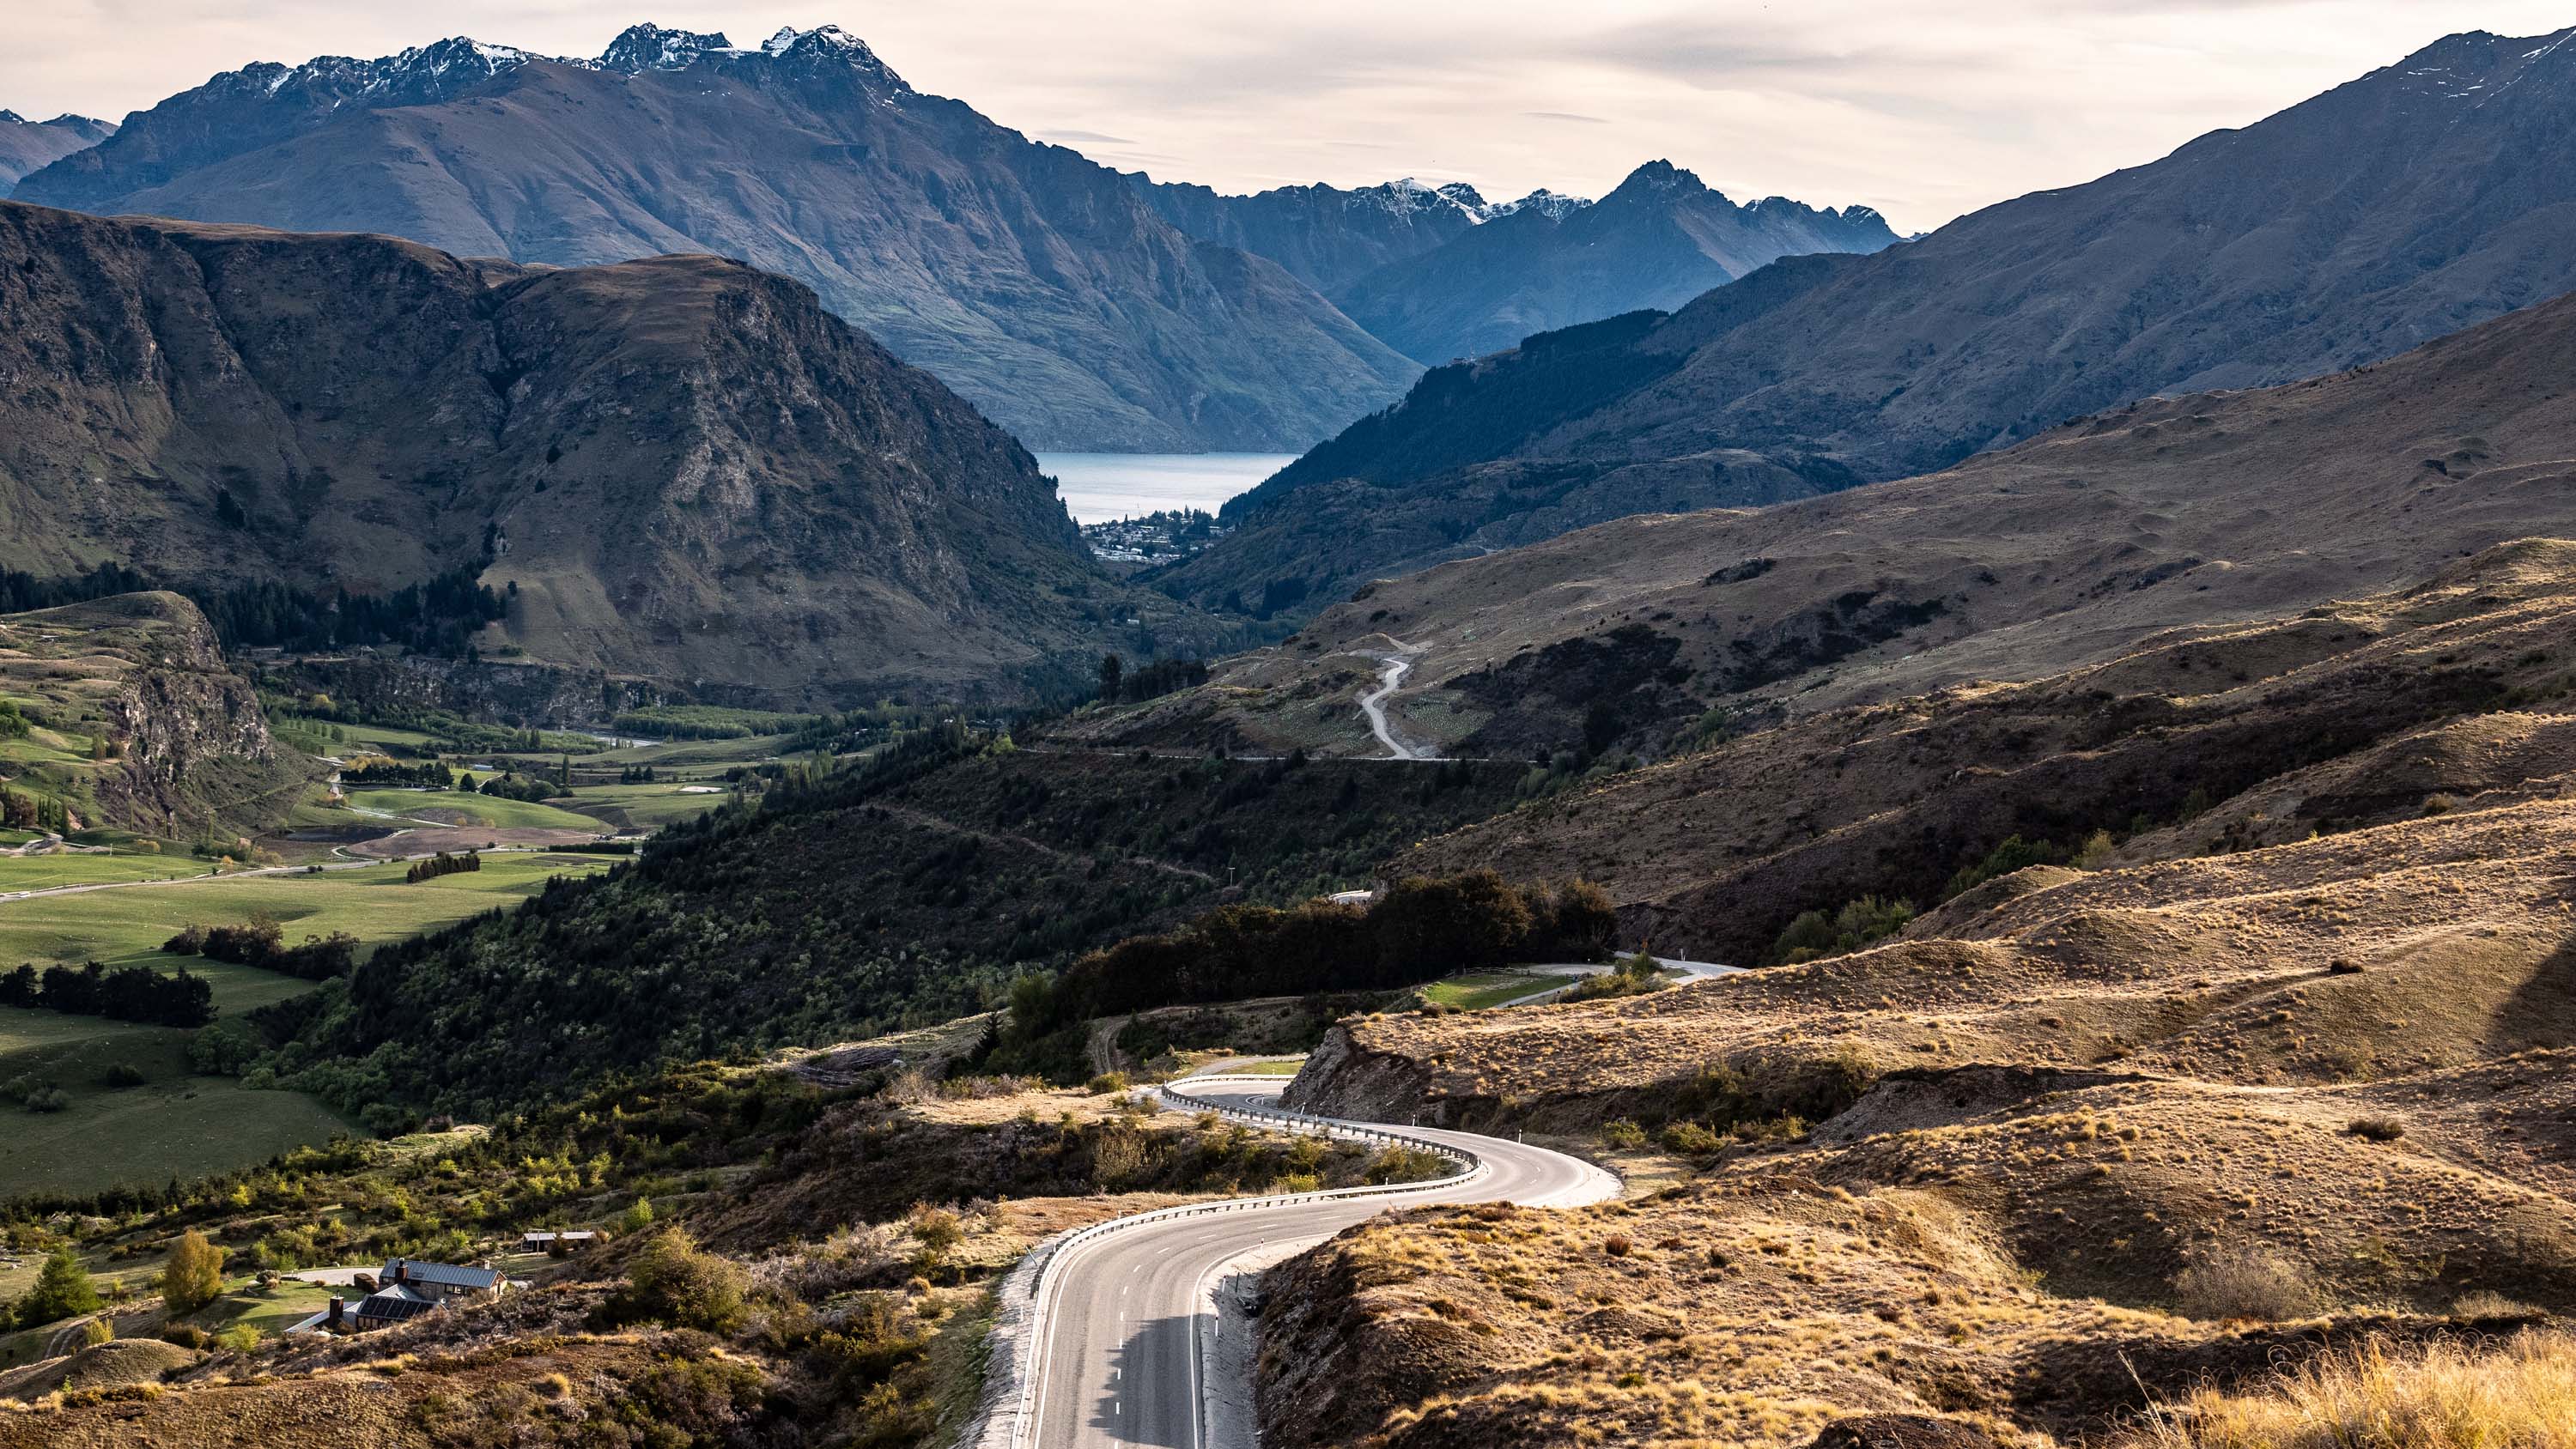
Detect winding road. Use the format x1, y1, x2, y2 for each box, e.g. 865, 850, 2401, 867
1024, 1079, 1619, 1449
1357, 649, 1429, 761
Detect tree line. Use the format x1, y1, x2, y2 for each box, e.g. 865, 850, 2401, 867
0, 961, 215, 1027
406, 851, 483, 883
1096, 654, 1210, 705
163, 920, 359, 980
0, 561, 504, 656
1003, 870, 1618, 1046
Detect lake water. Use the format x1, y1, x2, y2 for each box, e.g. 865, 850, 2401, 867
1036, 452, 1296, 524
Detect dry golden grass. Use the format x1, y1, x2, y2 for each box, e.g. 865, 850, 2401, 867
1256, 555, 2576, 1449
2124, 1330, 2576, 1449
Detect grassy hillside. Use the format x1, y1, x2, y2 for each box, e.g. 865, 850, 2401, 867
0, 593, 315, 843
1129, 284, 2576, 764
0, 854, 615, 1199
1249, 543, 2576, 1447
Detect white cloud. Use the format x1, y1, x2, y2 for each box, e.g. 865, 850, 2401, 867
5, 1, 2570, 228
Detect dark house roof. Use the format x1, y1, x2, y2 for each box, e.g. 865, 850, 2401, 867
352, 1285, 437, 1323
380, 1257, 504, 1290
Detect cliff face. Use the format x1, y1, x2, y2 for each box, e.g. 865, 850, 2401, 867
0, 591, 311, 836
0, 202, 1217, 703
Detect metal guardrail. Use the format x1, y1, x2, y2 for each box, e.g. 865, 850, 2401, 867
980, 1076, 1487, 1449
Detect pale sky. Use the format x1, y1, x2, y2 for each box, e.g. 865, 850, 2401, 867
7, 2, 2571, 231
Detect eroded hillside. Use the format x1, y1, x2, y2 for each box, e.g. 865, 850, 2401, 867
1254, 544, 2576, 1447
1120, 282, 2576, 761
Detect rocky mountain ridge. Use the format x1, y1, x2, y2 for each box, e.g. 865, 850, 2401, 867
0, 109, 112, 189
15, 23, 1419, 452
1335, 160, 1897, 365
1159, 25, 2576, 620
0, 201, 1212, 703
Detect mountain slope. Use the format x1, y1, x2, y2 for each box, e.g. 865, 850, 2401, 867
0, 591, 313, 837
1125, 173, 1488, 295
1169, 26, 2576, 615
0, 111, 111, 190
1110, 280, 2576, 759
0, 201, 1206, 702
1334, 161, 1896, 365
15, 26, 1419, 452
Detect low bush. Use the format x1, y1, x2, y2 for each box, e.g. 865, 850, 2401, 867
1768, 896, 1915, 965
1565, 950, 1666, 1003
1941, 834, 2066, 899
2172, 1246, 2320, 1322
604, 1229, 750, 1334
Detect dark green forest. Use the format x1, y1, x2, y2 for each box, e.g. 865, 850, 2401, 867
247, 730, 1528, 1125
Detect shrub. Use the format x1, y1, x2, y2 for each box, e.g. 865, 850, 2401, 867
606, 1229, 748, 1334
1087, 1071, 1130, 1095
2346, 1117, 2406, 1143
906, 1205, 965, 1273
161, 925, 206, 955
1941, 834, 2067, 899
81, 1316, 112, 1347
1566, 950, 1667, 1003
2172, 1246, 2320, 1321
1601, 1119, 1648, 1150
1768, 896, 1915, 965
214, 1324, 263, 1353
25, 1086, 69, 1113
1658, 1121, 1722, 1155
1602, 1234, 1632, 1258
161, 1229, 226, 1316
2072, 828, 2118, 869
161, 1324, 212, 1349
98, 1062, 148, 1089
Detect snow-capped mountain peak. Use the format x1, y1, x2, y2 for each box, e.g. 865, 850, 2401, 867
597, 24, 732, 74
1483, 187, 1589, 221
189, 21, 912, 110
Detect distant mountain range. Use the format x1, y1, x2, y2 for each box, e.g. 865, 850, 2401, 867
0, 110, 111, 189
10, 23, 1897, 452
1131, 161, 1896, 366
1155, 25, 2576, 619
0, 200, 1213, 703
1115, 272, 2576, 762
9, 26, 1419, 453
1334, 161, 1895, 366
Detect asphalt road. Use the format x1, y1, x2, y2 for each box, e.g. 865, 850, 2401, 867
1029, 1082, 1617, 1449
1357, 648, 1428, 761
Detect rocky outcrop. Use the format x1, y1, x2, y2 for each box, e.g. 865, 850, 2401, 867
1277, 1025, 1446, 1125
0, 202, 1220, 703
279, 656, 680, 729
20, 592, 316, 835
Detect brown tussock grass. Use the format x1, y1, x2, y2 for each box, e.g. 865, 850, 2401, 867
2124, 1329, 2576, 1449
